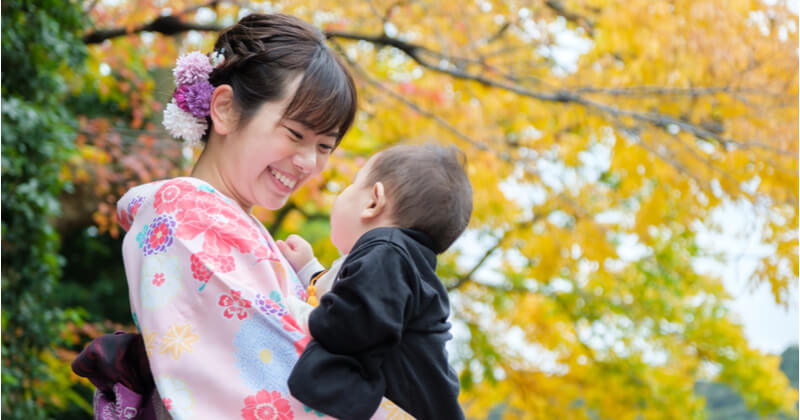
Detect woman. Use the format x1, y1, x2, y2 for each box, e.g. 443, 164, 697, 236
76, 13, 411, 420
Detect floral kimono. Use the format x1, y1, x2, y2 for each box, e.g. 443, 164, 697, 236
117, 177, 411, 420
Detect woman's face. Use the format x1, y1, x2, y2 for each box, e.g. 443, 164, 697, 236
219, 79, 338, 211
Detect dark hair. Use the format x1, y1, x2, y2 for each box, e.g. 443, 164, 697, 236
366, 144, 473, 254
204, 13, 357, 143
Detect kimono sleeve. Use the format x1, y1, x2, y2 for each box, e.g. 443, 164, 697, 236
121, 180, 312, 420
287, 243, 414, 419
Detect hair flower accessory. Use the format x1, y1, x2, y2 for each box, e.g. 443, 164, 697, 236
163, 102, 208, 144
173, 51, 214, 85
163, 50, 225, 146
174, 82, 215, 118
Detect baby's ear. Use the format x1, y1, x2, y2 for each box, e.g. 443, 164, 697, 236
361, 182, 388, 220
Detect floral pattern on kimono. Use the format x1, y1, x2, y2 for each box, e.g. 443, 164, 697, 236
119, 177, 413, 420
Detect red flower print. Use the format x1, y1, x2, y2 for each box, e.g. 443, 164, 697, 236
175, 192, 262, 256
190, 252, 236, 286
142, 215, 176, 256
152, 273, 165, 287
241, 390, 293, 420
281, 314, 302, 333
118, 209, 131, 231
118, 196, 144, 232
129, 199, 142, 218
218, 290, 252, 320
148, 222, 171, 250
162, 398, 172, 411
253, 244, 277, 262
280, 314, 311, 355
293, 334, 311, 356
153, 179, 197, 214
190, 254, 213, 283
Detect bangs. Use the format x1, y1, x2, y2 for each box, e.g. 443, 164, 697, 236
283, 49, 357, 143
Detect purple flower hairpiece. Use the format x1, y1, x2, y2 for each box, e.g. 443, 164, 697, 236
174, 82, 214, 118
162, 50, 225, 146
173, 51, 213, 85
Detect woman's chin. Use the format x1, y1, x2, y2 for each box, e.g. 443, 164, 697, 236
258, 196, 289, 211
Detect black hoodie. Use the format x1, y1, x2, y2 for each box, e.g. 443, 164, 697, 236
288, 227, 465, 420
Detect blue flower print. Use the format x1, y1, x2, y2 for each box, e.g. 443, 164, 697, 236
136, 225, 150, 249
233, 313, 303, 394
197, 184, 215, 194
303, 405, 326, 417
269, 290, 283, 304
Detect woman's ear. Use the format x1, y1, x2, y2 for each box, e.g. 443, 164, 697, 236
209, 84, 236, 136
361, 182, 388, 220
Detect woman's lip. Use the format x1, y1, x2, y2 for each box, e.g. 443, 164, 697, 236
268, 166, 299, 192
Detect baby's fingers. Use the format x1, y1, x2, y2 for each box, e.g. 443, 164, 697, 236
285, 234, 308, 247
276, 239, 293, 253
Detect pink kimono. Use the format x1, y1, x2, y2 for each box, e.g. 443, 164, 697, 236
117, 177, 411, 420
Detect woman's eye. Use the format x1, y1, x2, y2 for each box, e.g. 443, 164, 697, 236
284, 127, 303, 142
318, 144, 334, 153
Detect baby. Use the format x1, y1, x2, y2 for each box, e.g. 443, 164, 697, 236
277, 144, 472, 420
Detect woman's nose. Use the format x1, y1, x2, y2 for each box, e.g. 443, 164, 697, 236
292, 146, 316, 174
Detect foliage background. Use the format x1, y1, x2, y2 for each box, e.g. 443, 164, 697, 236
1, 0, 797, 419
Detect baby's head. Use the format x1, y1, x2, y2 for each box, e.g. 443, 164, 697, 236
330, 144, 473, 254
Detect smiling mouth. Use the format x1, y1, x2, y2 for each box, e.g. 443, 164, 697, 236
269, 167, 298, 189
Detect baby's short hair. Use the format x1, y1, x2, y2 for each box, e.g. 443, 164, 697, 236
366, 144, 473, 254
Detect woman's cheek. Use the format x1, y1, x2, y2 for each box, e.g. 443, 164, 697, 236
315, 154, 330, 174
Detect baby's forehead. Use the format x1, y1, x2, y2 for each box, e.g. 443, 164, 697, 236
355, 153, 380, 177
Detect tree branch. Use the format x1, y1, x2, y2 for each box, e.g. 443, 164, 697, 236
571, 85, 793, 99
83, 5, 223, 44
614, 123, 711, 191
484, 22, 510, 45
330, 40, 489, 153
448, 217, 538, 291
544, 0, 595, 36
325, 31, 794, 158
84, 11, 795, 159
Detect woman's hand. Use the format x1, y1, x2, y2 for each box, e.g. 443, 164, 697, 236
276, 234, 314, 272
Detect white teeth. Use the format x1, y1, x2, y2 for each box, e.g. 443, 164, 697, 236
270, 168, 296, 189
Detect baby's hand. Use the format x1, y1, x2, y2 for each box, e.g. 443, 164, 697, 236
276, 234, 314, 272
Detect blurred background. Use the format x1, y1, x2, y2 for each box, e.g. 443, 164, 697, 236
2, 0, 797, 419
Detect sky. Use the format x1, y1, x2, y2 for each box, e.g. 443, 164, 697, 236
743, 0, 800, 356
694, 200, 798, 354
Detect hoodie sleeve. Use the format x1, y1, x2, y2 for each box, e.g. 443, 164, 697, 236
288, 242, 414, 419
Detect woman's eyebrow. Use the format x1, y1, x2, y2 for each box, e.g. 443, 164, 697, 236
286, 122, 339, 140
286, 126, 304, 139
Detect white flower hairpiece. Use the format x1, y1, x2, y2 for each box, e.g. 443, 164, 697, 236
162, 49, 226, 146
